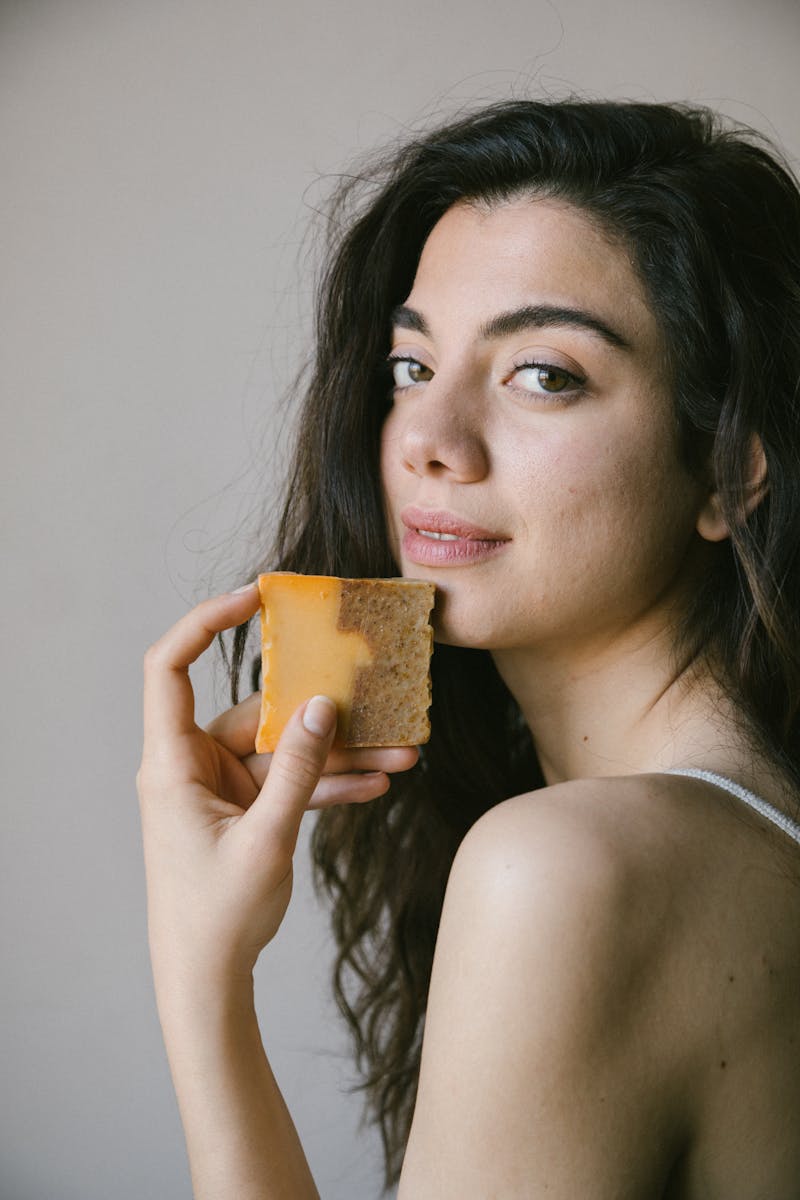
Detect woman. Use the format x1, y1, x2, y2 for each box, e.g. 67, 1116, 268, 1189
138, 100, 800, 1197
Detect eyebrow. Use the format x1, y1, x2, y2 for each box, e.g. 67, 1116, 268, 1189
390, 302, 632, 351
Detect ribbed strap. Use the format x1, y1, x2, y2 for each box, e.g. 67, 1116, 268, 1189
665, 768, 800, 846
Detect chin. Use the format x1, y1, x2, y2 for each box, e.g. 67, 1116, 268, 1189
425, 570, 538, 647
428, 595, 507, 652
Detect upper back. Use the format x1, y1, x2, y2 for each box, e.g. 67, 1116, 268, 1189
399, 769, 800, 1199
542, 770, 800, 1198
634, 772, 800, 1198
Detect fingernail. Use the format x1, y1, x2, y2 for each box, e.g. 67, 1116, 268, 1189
231, 581, 257, 595
303, 695, 337, 738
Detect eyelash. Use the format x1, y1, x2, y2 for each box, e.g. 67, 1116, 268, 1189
509, 359, 586, 398
386, 354, 586, 398
385, 355, 431, 392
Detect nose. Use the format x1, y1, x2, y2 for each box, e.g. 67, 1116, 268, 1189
387, 386, 489, 483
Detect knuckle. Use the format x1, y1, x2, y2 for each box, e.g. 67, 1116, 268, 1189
143, 641, 165, 673
204, 710, 227, 738
135, 762, 158, 811
272, 746, 322, 793
135, 757, 159, 797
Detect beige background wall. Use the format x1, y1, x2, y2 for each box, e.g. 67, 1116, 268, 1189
2, 0, 798, 1196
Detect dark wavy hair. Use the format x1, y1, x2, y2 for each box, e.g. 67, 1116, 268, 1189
227, 99, 800, 1187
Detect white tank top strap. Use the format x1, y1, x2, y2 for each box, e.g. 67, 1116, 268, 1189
665, 767, 800, 847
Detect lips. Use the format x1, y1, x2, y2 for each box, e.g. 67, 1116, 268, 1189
401, 506, 508, 541
400, 506, 510, 567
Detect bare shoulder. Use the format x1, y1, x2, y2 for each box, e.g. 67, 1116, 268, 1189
446, 774, 684, 991
454, 771, 666, 866
443, 764, 800, 927
440, 769, 800, 1031
447, 773, 679, 952
400, 774, 800, 1197
398, 776, 688, 1199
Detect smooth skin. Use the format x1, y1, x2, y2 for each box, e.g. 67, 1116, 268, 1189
138, 583, 417, 1199
139, 198, 800, 1198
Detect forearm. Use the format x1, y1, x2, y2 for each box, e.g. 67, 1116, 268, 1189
137, 594, 405, 1197
153, 966, 319, 1200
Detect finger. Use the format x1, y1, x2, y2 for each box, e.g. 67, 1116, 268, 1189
143, 583, 260, 746
325, 745, 420, 773
240, 743, 418, 777
239, 744, 418, 792
209, 690, 420, 772
308, 771, 391, 809
240, 695, 337, 856
205, 691, 262, 757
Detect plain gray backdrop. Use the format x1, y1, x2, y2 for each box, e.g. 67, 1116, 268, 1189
2, 0, 798, 1196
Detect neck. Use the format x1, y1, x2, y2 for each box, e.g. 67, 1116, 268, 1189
492, 620, 737, 786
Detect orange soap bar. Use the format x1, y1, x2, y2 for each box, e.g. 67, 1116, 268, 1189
255, 573, 436, 752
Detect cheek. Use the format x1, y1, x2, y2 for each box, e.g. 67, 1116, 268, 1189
551, 417, 676, 507
379, 418, 404, 549
525, 418, 691, 546
379, 410, 397, 467
379, 416, 399, 500
549, 430, 699, 588
502, 428, 606, 535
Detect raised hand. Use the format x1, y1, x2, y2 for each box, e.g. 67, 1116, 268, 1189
137, 582, 418, 984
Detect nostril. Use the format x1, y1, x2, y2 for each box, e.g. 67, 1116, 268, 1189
389, 401, 489, 483
402, 455, 447, 477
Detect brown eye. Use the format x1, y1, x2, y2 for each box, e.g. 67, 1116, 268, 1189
511, 362, 583, 397
537, 366, 572, 392
390, 358, 434, 388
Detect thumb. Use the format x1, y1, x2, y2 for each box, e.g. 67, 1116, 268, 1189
242, 695, 338, 856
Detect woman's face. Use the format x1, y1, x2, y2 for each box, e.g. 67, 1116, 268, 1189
379, 197, 710, 653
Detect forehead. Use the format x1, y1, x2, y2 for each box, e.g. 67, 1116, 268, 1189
405, 198, 659, 351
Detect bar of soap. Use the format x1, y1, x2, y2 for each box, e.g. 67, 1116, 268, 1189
255, 573, 436, 752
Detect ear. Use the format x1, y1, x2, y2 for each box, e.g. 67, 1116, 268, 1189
696, 433, 768, 543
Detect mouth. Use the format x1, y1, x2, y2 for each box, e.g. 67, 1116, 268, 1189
400, 506, 510, 566
401, 506, 509, 542
415, 529, 461, 542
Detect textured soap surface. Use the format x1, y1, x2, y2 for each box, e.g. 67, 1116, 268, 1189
255, 573, 435, 752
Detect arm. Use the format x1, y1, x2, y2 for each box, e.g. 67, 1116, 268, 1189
151, 969, 317, 1200
398, 790, 686, 1199
137, 585, 417, 1199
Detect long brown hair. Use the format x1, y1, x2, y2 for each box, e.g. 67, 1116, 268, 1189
228, 99, 800, 1187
